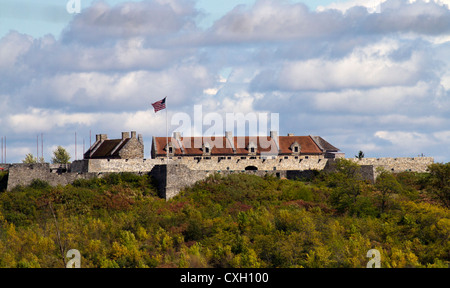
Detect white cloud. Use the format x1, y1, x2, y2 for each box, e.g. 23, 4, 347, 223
7, 108, 96, 133
313, 81, 432, 113
1, 0, 450, 163
278, 45, 424, 91
317, 0, 387, 13
0, 31, 33, 69
375, 130, 435, 150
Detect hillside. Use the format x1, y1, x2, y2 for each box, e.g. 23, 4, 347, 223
0, 160, 448, 268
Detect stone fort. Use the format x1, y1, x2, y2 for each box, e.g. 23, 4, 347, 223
1, 130, 434, 200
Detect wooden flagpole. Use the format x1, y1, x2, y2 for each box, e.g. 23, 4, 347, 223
166, 97, 169, 165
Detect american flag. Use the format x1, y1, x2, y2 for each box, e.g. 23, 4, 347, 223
152, 97, 166, 113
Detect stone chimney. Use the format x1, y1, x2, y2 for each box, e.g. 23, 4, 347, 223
131, 131, 136, 139
225, 131, 236, 152
122, 132, 130, 139
138, 134, 143, 145
99, 134, 108, 141
288, 133, 294, 137
173, 132, 181, 140
270, 131, 279, 152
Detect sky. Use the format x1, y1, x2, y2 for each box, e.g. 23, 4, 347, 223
0, 0, 450, 164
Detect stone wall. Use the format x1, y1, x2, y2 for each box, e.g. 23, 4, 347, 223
73, 156, 434, 175
6, 163, 97, 191
154, 164, 322, 200
72, 159, 160, 173
163, 164, 210, 200
0, 164, 11, 171
4, 156, 435, 200
349, 157, 434, 174
118, 136, 144, 159
72, 156, 328, 174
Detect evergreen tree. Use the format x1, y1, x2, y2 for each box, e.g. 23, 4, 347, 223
51, 146, 71, 164
22, 153, 37, 164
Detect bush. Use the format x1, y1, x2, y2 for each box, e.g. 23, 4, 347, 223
0, 171, 8, 192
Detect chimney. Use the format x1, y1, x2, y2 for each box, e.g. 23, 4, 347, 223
96, 134, 100, 142
122, 132, 130, 139
138, 134, 143, 145
225, 131, 232, 139
288, 133, 294, 137
100, 134, 108, 141
173, 132, 181, 140
131, 131, 136, 138
225, 131, 236, 152
270, 131, 279, 152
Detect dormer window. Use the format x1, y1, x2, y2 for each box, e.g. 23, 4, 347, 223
290, 141, 301, 156
247, 141, 257, 156
202, 142, 211, 156
165, 143, 175, 156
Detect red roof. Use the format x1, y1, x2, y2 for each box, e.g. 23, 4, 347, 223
152, 135, 331, 157
85, 138, 131, 159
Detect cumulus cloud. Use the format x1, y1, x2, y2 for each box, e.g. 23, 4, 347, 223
1, 0, 450, 162
209, 0, 450, 43
61, 0, 199, 45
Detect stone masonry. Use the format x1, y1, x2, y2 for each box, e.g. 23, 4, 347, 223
1, 130, 435, 200
3, 156, 435, 199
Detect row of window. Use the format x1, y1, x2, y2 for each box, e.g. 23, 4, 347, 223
166, 142, 301, 155
160, 156, 312, 160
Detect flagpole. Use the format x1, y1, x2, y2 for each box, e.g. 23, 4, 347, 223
166, 97, 169, 165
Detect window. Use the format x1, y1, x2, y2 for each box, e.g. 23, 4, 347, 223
248, 142, 257, 155
203, 143, 211, 155
290, 142, 300, 155
169, 147, 173, 154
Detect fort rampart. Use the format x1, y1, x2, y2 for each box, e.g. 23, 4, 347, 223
2, 157, 435, 200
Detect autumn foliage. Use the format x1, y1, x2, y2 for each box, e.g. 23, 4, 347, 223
0, 162, 448, 268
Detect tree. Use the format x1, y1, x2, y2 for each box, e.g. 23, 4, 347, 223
51, 146, 71, 164
375, 168, 403, 213
355, 151, 365, 160
426, 163, 450, 208
23, 153, 45, 163
327, 159, 364, 214
23, 153, 37, 164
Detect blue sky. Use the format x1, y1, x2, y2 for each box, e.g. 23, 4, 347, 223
0, 0, 341, 38
1, 0, 450, 164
